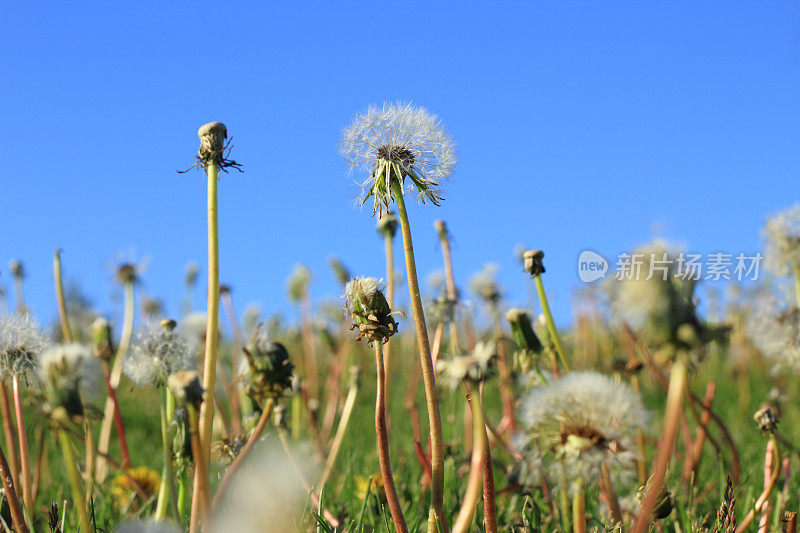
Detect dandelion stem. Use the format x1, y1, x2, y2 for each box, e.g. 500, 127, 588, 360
187, 404, 209, 533
58, 429, 91, 533
0, 440, 28, 533
600, 462, 623, 528
96, 280, 134, 480
319, 372, 359, 488
533, 274, 570, 371
383, 231, 396, 400
372, 341, 408, 533
452, 389, 483, 533
198, 159, 220, 467
391, 180, 447, 533
83, 419, 95, 503
437, 225, 460, 354
212, 397, 275, 510
0, 384, 21, 497
11, 376, 32, 515
53, 250, 72, 342
631, 359, 687, 533
792, 261, 800, 310
572, 480, 586, 533
155, 388, 177, 521
474, 386, 498, 533
220, 290, 243, 435
735, 435, 781, 533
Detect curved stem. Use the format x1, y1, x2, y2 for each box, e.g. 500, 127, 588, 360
212, 397, 275, 510
391, 180, 447, 533
735, 435, 781, 533
96, 281, 134, 480
533, 274, 570, 371
58, 429, 91, 533
12, 376, 32, 515
373, 341, 408, 533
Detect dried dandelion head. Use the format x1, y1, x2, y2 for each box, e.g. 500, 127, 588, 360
470, 264, 502, 307
342, 102, 456, 215
182, 121, 242, 173
167, 370, 204, 409
0, 313, 52, 380
344, 277, 399, 343
38, 343, 103, 421
515, 371, 649, 494
242, 327, 294, 402
91, 317, 114, 362
8, 259, 24, 280
763, 205, 800, 277
124, 319, 196, 387
436, 341, 496, 390
376, 210, 399, 238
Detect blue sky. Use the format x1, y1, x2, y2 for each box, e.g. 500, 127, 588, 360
1, 2, 799, 330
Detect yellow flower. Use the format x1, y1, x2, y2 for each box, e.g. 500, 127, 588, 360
355, 472, 385, 503
111, 467, 161, 512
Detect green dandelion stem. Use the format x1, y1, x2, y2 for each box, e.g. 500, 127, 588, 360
53, 250, 72, 342
471, 388, 497, 533
533, 274, 570, 371
391, 179, 447, 533
155, 388, 178, 521
572, 479, 586, 533
58, 429, 91, 533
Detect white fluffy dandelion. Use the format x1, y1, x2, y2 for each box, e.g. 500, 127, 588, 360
124, 324, 196, 386
116, 520, 181, 533
341, 102, 456, 214
515, 371, 649, 494
0, 313, 52, 380
469, 263, 502, 306
38, 344, 104, 416
436, 341, 496, 390
763, 205, 800, 277
746, 283, 800, 369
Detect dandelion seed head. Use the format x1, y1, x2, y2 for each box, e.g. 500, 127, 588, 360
341, 102, 456, 214
243, 328, 294, 401
746, 283, 800, 369
116, 520, 181, 533
470, 264, 502, 306
436, 341, 496, 390
179, 312, 208, 343
38, 343, 103, 417
124, 323, 195, 386
763, 205, 800, 277
0, 313, 52, 380
344, 277, 397, 343
515, 371, 649, 494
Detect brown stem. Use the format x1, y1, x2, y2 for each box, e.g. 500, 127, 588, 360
600, 462, 623, 528
0, 441, 28, 533
0, 383, 20, 493
187, 405, 209, 533
102, 362, 131, 469
682, 382, 715, 484
373, 342, 408, 533
212, 398, 275, 510
631, 360, 687, 533
736, 436, 780, 533
11, 376, 32, 515
475, 387, 498, 533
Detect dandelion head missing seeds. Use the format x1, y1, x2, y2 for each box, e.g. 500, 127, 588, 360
515, 371, 649, 494
344, 277, 399, 343
436, 341, 496, 390
243, 327, 294, 401
763, 204, 800, 277
341, 102, 456, 214
0, 312, 52, 380
124, 320, 196, 387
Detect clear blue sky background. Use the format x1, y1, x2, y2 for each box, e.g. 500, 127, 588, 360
1, 2, 799, 330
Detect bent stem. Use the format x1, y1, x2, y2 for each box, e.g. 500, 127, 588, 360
12, 375, 32, 515
58, 429, 91, 533
391, 180, 447, 533
735, 435, 781, 533
96, 280, 134, 480
212, 397, 276, 509
373, 341, 408, 533
631, 359, 687, 533
533, 274, 570, 371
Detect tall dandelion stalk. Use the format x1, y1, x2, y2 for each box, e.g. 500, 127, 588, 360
523, 250, 570, 371
342, 102, 455, 532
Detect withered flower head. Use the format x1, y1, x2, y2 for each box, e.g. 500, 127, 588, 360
91, 317, 114, 362
242, 326, 294, 402
376, 210, 399, 238
754, 401, 779, 434
168, 370, 204, 409
523, 250, 545, 276
344, 277, 400, 343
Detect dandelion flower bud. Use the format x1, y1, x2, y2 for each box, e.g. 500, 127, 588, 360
39, 343, 103, 420
506, 309, 543, 354
91, 317, 114, 362
168, 370, 204, 409
198, 121, 227, 160
242, 328, 294, 402
523, 250, 545, 276
344, 277, 399, 343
